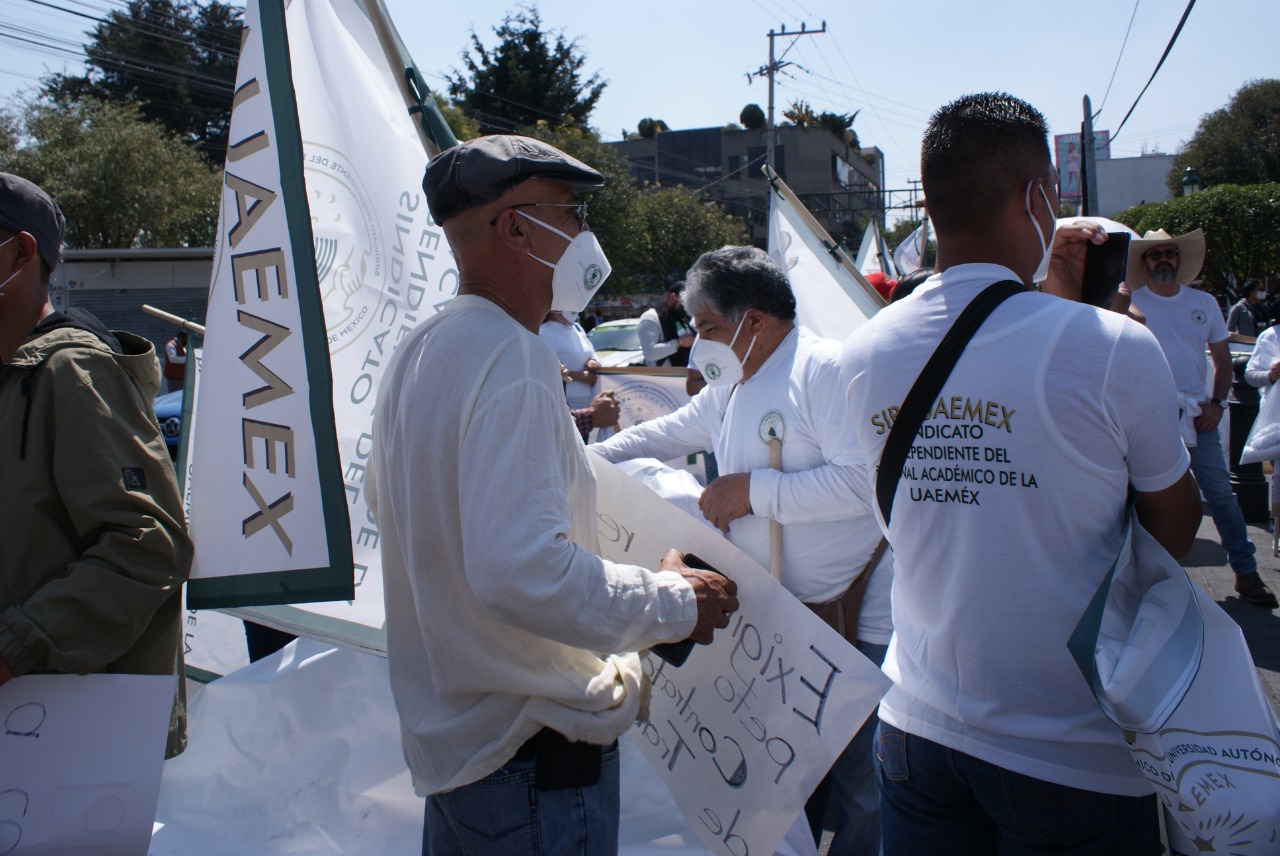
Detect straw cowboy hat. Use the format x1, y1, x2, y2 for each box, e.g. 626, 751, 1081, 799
1126, 228, 1206, 288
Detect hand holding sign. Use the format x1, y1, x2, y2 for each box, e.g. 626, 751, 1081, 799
660, 549, 739, 644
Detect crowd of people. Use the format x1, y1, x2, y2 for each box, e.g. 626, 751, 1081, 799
2, 87, 1276, 856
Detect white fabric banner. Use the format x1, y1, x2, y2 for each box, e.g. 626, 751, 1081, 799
591, 455, 892, 856
891, 222, 926, 275
1, 674, 174, 855
187, 0, 456, 643
151, 638, 819, 856
768, 193, 881, 342
188, 0, 344, 589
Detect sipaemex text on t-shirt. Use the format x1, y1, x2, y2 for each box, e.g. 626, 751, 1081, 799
873, 394, 1040, 506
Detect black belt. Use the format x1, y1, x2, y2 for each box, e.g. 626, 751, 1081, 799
511, 727, 617, 791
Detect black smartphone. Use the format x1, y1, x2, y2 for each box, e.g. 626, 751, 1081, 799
1081, 232, 1131, 308
649, 553, 724, 667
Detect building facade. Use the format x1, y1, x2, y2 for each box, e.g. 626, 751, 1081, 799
609, 125, 885, 246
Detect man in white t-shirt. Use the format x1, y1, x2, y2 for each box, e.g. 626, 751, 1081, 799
1128, 228, 1278, 608
841, 93, 1202, 855
595, 246, 893, 856
369, 135, 739, 856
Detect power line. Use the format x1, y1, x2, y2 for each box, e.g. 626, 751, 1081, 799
1093, 0, 1141, 120
1111, 0, 1197, 139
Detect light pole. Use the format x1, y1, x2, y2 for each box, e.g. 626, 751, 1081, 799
1180, 166, 1201, 196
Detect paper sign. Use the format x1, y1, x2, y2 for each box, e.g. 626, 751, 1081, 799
0, 673, 174, 855
590, 454, 891, 856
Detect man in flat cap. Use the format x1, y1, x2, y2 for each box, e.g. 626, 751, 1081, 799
369, 135, 739, 854
0, 173, 192, 756
1129, 228, 1278, 608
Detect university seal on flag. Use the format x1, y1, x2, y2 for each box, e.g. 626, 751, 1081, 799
305, 143, 386, 353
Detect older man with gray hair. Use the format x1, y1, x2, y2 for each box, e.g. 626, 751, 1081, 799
594, 245, 893, 856
369, 136, 739, 856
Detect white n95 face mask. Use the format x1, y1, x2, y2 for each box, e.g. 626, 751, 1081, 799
1025, 180, 1057, 285
690, 314, 756, 388
519, 211, 612, 313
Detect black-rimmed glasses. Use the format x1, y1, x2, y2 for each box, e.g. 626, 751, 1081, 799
494, 202, 589, 230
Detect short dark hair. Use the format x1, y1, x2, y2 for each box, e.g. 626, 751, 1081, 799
683, 246, 796, 322
890, 267, 935, 303
921, 92, 1051, 234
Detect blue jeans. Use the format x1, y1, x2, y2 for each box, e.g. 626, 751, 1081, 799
876, 724, 1159, 855
808, 640, 888, 856
423, 744, 620, 855
1188, 427, 1256, 577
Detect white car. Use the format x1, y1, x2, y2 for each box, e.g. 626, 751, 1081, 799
587, 318, 646, 368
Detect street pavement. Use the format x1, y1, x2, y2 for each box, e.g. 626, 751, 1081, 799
1182, 512, 1280, 716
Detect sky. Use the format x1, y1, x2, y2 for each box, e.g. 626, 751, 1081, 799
2, 0, 1277, 223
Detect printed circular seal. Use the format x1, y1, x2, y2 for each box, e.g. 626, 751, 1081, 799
304, 143, 387, 354
1190, 308, 1208, 325
615, 379, 683, 426
758, 409, 787, 446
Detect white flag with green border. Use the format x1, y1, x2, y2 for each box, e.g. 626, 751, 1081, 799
187, 0, 457, 655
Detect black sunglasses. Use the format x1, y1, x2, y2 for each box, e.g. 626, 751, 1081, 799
1145, 247, 1180, 262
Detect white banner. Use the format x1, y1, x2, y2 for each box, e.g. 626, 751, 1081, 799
592, 455, 892, 856
187, 0, 456, 645
188, 0, 352, 607
1, 674, 174, 855
768, 192, 881, 343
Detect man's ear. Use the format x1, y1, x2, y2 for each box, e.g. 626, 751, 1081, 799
490, 207, 534, 254
10, 231, 40, 271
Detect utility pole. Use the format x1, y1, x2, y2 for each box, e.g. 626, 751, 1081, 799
747, 21, 826, 172
1081, 95, 1099, 217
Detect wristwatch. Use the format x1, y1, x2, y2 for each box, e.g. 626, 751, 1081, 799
1211, 398, 1228, 408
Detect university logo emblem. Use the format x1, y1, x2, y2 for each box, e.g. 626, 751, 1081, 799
584, 263, 604, 289
1191, 308, 1208, 325
758, 409, 787, 445
704, 363, 722, 381
304, 143, 386, 353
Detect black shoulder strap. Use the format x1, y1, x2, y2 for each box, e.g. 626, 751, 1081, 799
876, 280, 1027, 524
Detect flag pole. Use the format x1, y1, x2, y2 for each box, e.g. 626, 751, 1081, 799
763, 163, 885, 306
360, 0, 458, 157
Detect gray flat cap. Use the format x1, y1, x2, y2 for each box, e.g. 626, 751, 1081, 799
0, 172, 65, 270
423, 135, 603, 225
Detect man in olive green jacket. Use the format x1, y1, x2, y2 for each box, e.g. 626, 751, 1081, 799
0, 173, 192, 757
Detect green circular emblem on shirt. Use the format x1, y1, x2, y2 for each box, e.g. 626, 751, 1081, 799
759, 410, 787, 445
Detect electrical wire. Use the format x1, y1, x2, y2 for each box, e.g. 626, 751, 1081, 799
1111, 0, 1197, 139
1093, 0, 1141, 120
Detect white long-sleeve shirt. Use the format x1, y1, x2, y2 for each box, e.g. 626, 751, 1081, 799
369, 294, 697, 795
637, 307, 678, 366
594, 326, 893, 643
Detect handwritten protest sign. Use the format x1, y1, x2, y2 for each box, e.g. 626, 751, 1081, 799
591, 453, 891, 856
0, 673, 173, 855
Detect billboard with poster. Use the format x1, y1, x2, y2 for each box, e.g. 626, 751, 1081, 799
1055, 131, 1112, 201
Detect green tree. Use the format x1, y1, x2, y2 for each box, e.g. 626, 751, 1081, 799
433, 93, 481, 143
0, 98, 222, 248
740, 104, 765, 130
519, 121, 748, 292
626, 187, 749, 289
817, 110, 860, 149
782, 100, 817, 128
1169, 79, 1280, 195
43, 0, 242, 163
637, 118, 669, 139
1117, 184, 1280, 287
447, 5, 606, 135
